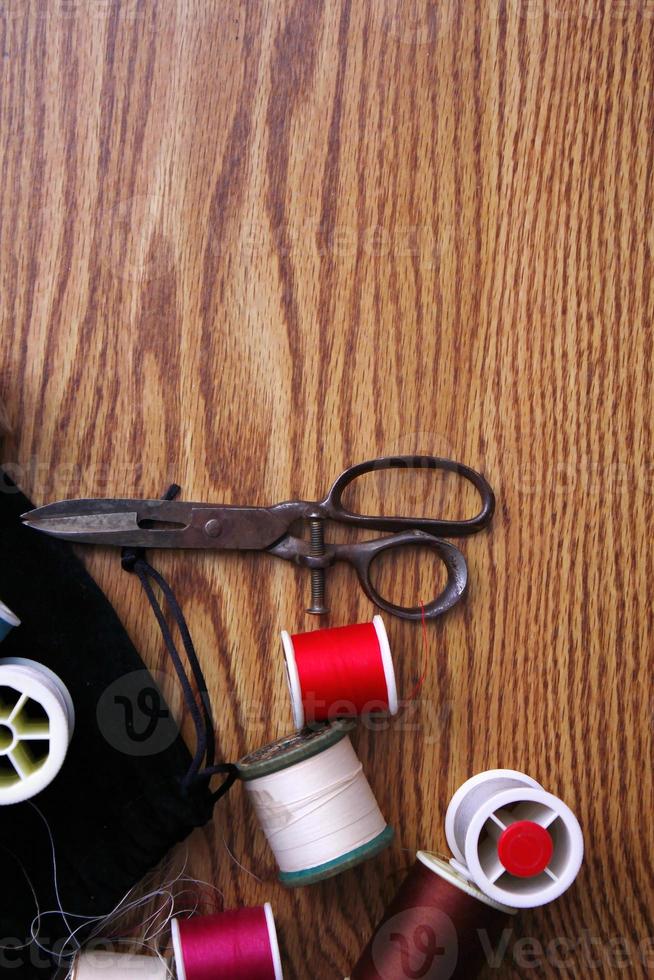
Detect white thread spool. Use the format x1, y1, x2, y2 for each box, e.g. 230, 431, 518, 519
0, 657, 75, 805
72, 950, 169, 979
445, 769, 584, 908
237, 722, 394, 886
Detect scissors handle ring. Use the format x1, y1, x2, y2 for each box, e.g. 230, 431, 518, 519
337, 530, 469, 621
321, 455, 495, 536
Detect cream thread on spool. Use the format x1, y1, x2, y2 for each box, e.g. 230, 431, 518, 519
71, 950, 169, 979
237, 722, 394, 886
445, 768, 584, 908
0, 657, 75, 804
281, 616, 398, 728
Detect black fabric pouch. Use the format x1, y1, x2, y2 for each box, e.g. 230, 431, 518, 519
0, 475, 218, 978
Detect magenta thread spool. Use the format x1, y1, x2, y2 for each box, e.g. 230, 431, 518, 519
171, 904, 283, 980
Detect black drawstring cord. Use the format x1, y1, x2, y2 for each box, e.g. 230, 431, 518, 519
121, 484, 237, 803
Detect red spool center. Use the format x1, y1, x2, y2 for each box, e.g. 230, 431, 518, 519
497, 821, 554, 878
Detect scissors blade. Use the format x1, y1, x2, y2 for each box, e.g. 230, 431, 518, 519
21, 498, 292, 550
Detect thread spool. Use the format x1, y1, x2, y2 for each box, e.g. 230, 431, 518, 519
349, 771, 584, 978
445, 769, 584, 908
349, 852, 516, 980
0, 599, 20, 643
0, 657, 75, 804
281, 617, 398, 729
72, 950, 169, 979
237, 721, 394, 886
172, 904, 283, 980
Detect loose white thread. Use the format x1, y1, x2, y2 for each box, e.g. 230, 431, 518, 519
0, 817, 223, 980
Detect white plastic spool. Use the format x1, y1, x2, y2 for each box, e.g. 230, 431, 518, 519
172, 903, 283, 980
0, 657, 75, 805
72, 950, 168, 979
445, 769, 584, 909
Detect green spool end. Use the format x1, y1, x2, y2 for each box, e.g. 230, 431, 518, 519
236, 720, 357, 782
278, 824, 395, 888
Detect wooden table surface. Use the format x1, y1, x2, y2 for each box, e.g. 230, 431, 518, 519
2, 2, 653, 977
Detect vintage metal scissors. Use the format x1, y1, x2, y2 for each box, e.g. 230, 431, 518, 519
21, 456, 494, 622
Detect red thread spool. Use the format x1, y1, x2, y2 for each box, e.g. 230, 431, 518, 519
172, 905, 283, 980
349, 853, 516, 980
281, 616, 398, 728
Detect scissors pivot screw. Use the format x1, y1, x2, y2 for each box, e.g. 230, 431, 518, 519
204, 519, 223, 538
307, 517, 328, 615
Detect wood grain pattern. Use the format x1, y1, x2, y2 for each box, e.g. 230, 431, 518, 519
1, 1, 653, 976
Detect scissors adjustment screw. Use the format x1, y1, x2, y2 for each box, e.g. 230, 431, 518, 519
204, 519, 222, 538
307, 517, 328, 615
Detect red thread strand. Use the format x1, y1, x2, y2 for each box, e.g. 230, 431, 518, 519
406, 600, 429, 701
